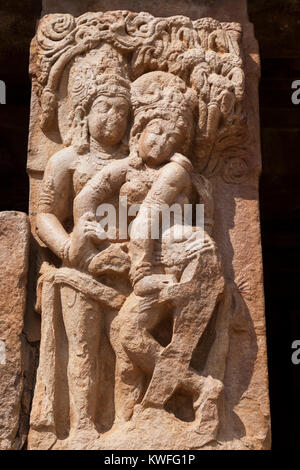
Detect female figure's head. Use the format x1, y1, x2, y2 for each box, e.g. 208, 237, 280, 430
130, 71, 197, 166
87, 94, 129, 148
67, 45, 131, 153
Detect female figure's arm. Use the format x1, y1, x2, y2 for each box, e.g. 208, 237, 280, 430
36, 147, 75, 260
73, 157, 131, 224
129, 159, 191, 291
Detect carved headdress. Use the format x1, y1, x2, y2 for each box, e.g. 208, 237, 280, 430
131, 71, 197, 119
68, 44, 131, 113
66, 44, 131, 153
130, 71, 198, 154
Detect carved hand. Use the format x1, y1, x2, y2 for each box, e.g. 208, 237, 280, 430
184, 235, 215, 261
68, 212, 106, 268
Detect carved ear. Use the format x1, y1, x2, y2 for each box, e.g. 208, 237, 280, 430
40, 88, 56, 131
71, 106, 89, 154
74, 106, 85, 121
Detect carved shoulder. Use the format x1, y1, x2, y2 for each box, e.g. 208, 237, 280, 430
44, 146, 77, 176
143, 159, 192, 209
159, 158, 192, 190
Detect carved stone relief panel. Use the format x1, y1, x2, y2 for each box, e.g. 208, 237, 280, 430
27, 9, 270, 450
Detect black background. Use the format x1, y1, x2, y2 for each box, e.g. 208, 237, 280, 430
0, 0, 299, 450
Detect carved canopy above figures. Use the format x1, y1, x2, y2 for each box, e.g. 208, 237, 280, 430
30, 11, 247, 179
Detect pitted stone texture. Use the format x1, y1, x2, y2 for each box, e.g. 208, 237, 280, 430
0, 212, 30, 450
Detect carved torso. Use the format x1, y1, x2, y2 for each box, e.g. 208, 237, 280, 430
73, 151, 126, 196
120, 165, 155, 206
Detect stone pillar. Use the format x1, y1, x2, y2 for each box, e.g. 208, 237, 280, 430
25, 0, 271, 450
0, 212, 30, 450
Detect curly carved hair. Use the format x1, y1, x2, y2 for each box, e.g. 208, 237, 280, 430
129, 71, 198, 157
129, 107, 196, 157
64, 44, 131, 154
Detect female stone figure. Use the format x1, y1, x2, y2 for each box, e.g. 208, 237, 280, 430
73, 71, 225, 441
29, 45, 131, 449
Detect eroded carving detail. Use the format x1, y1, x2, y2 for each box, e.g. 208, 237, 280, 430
27, 11, 268, 450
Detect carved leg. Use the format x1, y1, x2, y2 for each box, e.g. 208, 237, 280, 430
190, 375, 224, 439
110, 294, 163, 422
60, 285, 102, 436
142, 250, 224, 409
111, 341, 145, 423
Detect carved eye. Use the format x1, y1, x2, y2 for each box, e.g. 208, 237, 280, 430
117, 106, 128, 117
93, 101, 108, 113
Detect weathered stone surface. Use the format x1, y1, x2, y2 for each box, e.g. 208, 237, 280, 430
0, 211, 30, 450
26, 1, 270, 450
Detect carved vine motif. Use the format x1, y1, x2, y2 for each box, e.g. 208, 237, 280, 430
28, 11, 254, 450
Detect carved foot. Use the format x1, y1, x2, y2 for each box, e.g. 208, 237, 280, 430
191, 375, 224, 439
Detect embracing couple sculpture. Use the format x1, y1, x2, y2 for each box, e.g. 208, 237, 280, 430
27, 11, 248, 449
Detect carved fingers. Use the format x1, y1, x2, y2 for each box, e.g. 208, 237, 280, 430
82, 220, 106, 243
184, 235, 215, 261
68, 212, 105, 266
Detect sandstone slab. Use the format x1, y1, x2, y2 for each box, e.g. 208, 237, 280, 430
26, 0, 270, 450
0, 211, 30, 450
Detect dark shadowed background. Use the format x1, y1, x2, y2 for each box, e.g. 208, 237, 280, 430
0, 0, 299, 450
